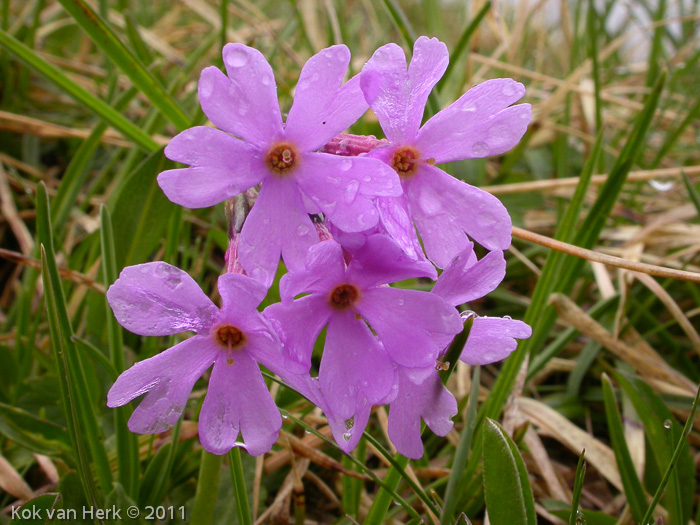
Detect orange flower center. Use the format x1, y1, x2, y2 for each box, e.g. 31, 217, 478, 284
267, 143, 298, 175
214, 324, 245, 365
391, 147, 420, 177
329, 284, 359, 309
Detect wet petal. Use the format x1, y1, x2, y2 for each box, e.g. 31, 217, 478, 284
326, 399, 372, 454
264, 295, 331, 370
158, 127, 265, 208
279, 240, 346, 301
199, 44, 283, 146
296, 152, 401, 233
238, 177, 318, 288
357, 287, 462, 369
407, 165, 512, 265
107, 262, 218, 337
199, 353, 281, 456
376, 193, 429, 264
107, 336, 218, 433
217, 273, 268, 313
286, 46, 368, 151
432, 248, 506, 305
417, 79, 530, 163
388, 369, 456, 459
345, 234, 436, 288
319, 312, 396, 419
459, 316, 532, 365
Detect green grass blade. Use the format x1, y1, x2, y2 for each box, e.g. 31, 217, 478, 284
682, 171, 700, 216
569, 451, 586, 524
228, 447, 253, 525
100, 205, 139, 498
615, 373, 695, 523
437, 2, 491, 94
441, 366, 480, 523
191, 450, 224, 525
37, 183, 113, 496
482, 418, 536, 525
0, 29, 158, 151
439, 316, 473, 386
641, 384, 700, 524
600, 374, 647, 523
342, 438, 365, 519
56, 0, 191, 131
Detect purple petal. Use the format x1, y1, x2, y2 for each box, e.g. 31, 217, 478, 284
217, 273, 268, 313
406, 165, 512, 265
286, 46, 368, 151
199, 45, 282, 146
238, 177, 318, 288
361, 43, 410, 142
158, 127, 264, 208
107, 336, 218, 433
376, 193, 429, 264
417, 79, 530, 163
357, 288, 462, 369
264, 295, 331, 370
388, 369, 456, 459
432, 247, 506, 305
326, 399, 372, 453
345, 234, 436, 288
405, 36, 448, 128
279, 240, 346, 301
107, 262, 218, 337
460, 316, 532, 365
296, 152, 401, 233
319, 312, 396, 419
199, 353, 281, 456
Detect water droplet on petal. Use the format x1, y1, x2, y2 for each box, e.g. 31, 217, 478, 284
471, 142, 490, 157
164, 276, 181, 289
663, 419, 672, 429
344, 180, 359, 203
502, 82, 517, 97
397, 298, 405, 306
340, 159, 353, 172
461, 104, 477, 113
261, 74, 272, 86
226, 48, 250, 68
503, 315, 512, 320
199, 76, 213, 98
363, 175, 372, 182
297, 224, 310, 236
418, 186, 442, 216
238, 104, 248, 116
342, 432, 352, 441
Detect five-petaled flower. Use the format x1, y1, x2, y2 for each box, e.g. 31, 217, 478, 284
158, 43, 402, 288
264, 235, 463, 450
360, 36, 532, 267
106, 262, 303, 456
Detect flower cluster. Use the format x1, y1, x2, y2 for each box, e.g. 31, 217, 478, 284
106, 37, 532, 459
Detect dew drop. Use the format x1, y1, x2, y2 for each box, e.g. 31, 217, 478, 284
340, 159, 353, 172
502, 82, 517, 97
226, 48, 249, 68
261, 74, 272, 86
164, 276, 181, 289
297, 224, 310, 236
418, 186, 442, 216
575, 510, 587, 524
663, 419, 672, 429
503, 315, 512, 320
460, 104, 477, 113
471, 141, 490, 157
342, 432, 352, 441
344, 180, 360, 203
397, 298, 405, 306
199, 76, 213, 98
238, 104, 249, 116
363, 175, 372, 182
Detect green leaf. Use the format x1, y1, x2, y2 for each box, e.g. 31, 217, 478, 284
56, 0, 190, 131
227, 447, 252, 525
482, 419, 536, 525
108, 149, 176, 267
615, 373, 695, 523
0, 29, 158, 151
9, 494, 62, 524
104, 483, 139, 525
601, 375, 647, 523
682, 171, 700, 217
0, 402, 71, 456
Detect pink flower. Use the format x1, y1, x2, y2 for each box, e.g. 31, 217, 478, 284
361, 36, 532, 267
264, 235, 462, 450
158, 44, 402, 287
106, 262, 302, 456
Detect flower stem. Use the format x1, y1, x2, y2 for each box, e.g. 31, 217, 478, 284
228, 447, 253, 525
191, 450, 223, 525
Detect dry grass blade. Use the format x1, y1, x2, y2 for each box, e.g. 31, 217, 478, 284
0, 163, 33, 255
518, 397, 623, 491
513, 226, 700, 283
0, 455, 34, 501
549, 294, 696, 395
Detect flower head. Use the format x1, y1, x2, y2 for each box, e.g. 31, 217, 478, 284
106, 262, 300, 456
158, 44, 402, 288
264, 235, 462, 450
361, 36, 532, 267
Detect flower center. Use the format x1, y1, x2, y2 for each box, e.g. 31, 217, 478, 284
214, 324, 245, 365
391, 147, 420, 177
329, 284, 359, 309
267, 143, 298, 175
